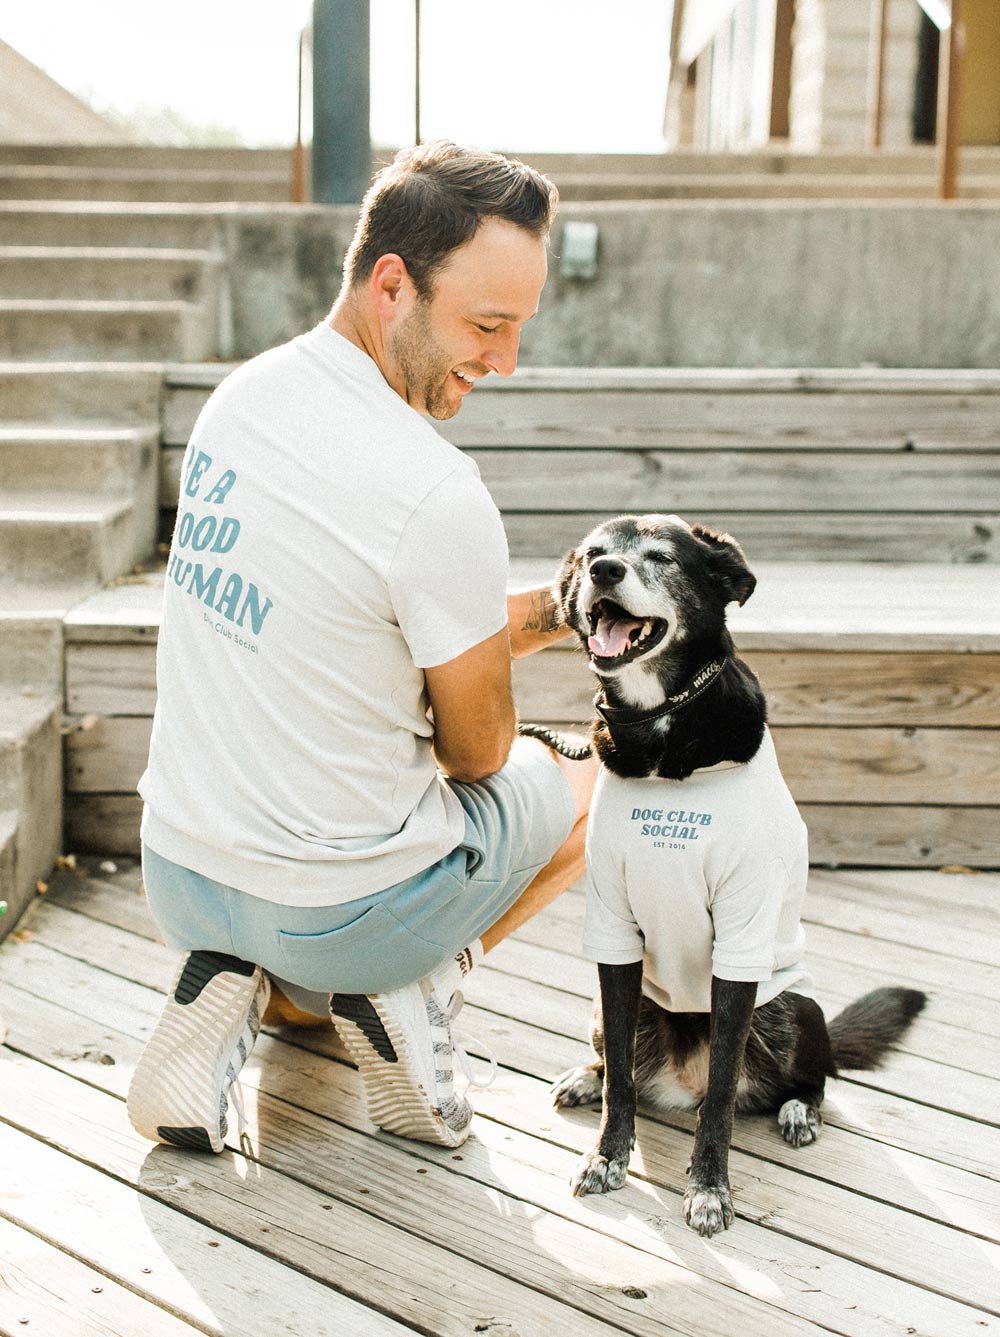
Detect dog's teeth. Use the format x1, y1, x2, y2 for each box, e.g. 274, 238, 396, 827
642, 620, 653, 637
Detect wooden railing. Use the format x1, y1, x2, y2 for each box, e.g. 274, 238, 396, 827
868, 0, 965, 199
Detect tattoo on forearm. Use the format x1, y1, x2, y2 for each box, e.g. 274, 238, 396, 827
523, 590, 561, 634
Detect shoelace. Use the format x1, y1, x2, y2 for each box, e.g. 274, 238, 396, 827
445, 988, 498, 1091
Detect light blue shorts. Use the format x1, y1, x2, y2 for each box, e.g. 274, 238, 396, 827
141, 737, 575, 1017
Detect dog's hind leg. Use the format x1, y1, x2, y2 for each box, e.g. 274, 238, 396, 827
776, 994, 836, 1148
551, 1061, 603, 1107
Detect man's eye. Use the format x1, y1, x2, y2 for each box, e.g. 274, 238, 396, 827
477, 324, 500, 334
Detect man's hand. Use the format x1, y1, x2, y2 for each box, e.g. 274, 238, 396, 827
424, 627, 516, 782
507, 586, 571, 658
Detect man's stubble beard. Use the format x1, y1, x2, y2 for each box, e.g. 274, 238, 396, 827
389, 298, 458, 421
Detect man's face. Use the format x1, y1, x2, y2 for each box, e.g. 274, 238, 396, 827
387, 217, 548, 420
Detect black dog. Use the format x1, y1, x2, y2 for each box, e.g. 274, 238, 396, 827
532, 514, 926, 1237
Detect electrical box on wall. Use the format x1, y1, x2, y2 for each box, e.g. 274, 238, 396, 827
560, 220, 600, 280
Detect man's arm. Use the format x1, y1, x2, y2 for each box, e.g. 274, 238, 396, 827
507, 585, 573, 659
424, 627, 517, 783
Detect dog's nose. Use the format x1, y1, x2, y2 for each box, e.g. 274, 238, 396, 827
589, 556, 627, 585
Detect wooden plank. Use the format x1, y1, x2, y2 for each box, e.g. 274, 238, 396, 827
59, 562, 1000, 653
775, 728, 1000, 805
65, 713, 150, 792
0, 1053, 810, 1337
44, 860, 1000, 1183
0, 1215, 206, 1337
65, 793, 142, 855
15, 893, 1000, 1187
514, 651, 1000, 726
0, 1129, 415, 1337
0, 1054, 637, 1337
66, 641, 157, 713
3, 958, 996, 1337
470, 449, 1000, 512
502, 511, 1000, 562
61, 790, 1000, 868
162, 381, 1000, 448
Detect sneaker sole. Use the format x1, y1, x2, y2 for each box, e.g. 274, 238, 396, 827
330, 993, 469, 1148
127, 951, 268, 1154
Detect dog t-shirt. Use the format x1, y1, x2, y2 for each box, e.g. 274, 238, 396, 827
583, 729, 812, 1012
140, 323, 509, 906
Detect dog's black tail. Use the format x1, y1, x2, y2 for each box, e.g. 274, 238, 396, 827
517, 722, 593, 760
827, 987, 927, 1071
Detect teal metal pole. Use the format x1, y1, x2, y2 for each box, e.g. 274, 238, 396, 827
311, 0, 371, 203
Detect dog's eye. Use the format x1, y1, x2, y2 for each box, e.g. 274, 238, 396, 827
584, 547, 604, 561
647, 550, 675, 565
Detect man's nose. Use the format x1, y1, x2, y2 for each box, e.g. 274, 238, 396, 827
590, 556, 627, 584
484, 327, 520, 378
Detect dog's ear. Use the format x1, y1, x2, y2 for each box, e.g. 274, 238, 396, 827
691, 525, 756, 606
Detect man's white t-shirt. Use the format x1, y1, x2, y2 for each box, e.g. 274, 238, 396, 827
139, 323, 509, 906
583, 729, 812, 1012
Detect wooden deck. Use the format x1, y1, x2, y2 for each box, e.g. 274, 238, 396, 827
1, 858, 998, 1336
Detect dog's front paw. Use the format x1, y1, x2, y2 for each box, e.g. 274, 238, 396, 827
778, 1099, 821, 1147
684, 1181, 734, 1236
551, 1064, 603, 1108
570, 1150, 628, 1197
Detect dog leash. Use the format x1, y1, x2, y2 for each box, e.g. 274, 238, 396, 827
594, 656, 730, 730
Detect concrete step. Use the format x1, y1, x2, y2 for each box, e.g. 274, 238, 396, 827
0, 423, 159, 495
0, 203, 219, 250
0, 492, 145, 584
0, 144, 294, 171
554, 173, 1000, 201
0, 246, 223, 302
508, 147, 1000, 179
0, 580, 95, 693
0, 363, 163, 421
0, 165, 289, 203
4, 144, 1000, 178
0, 691, 62, 933
0, 299, 214, 361
0, 807, 16, 920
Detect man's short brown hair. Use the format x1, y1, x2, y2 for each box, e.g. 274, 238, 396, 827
344, 140, 559, 300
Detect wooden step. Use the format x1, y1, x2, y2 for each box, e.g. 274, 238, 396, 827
58, 564, 999, 867
162, 365, 1000, 563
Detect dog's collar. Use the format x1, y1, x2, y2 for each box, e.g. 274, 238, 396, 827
594, 657, 730, 729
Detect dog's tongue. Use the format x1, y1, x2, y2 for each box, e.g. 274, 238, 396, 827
589, 613, 643, 658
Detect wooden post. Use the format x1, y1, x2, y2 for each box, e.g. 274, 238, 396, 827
938, 0, 965, 201
866, 0, 889, 150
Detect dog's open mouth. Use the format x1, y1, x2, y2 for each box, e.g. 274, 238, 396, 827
586, 599, 669, 665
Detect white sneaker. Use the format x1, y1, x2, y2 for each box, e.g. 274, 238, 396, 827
330, 982, 475, 1146
127, 950, 269, 1154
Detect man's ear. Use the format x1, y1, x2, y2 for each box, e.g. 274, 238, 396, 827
691, 525, 756, 606
370, 253, 413, 320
